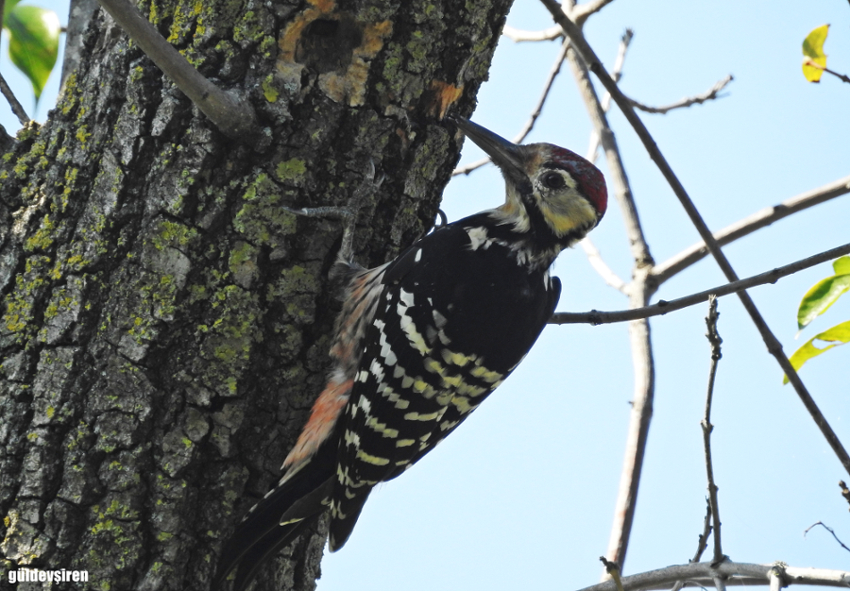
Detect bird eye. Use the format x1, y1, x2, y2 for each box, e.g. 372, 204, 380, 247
541, 171, 565, 190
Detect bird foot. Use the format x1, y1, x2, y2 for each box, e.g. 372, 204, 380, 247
283, 159, 385, 262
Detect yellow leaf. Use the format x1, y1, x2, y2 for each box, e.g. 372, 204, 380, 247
784, 320, 850, 383
802, 24, 829, 83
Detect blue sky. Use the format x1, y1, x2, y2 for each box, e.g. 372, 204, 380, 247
3, 1, 849, 589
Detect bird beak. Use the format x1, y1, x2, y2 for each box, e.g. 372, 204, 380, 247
450, 116, 527, 185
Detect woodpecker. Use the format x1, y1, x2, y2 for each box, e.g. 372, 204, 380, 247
213, 117, 607, 590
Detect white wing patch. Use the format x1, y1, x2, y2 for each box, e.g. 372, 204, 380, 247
465, 226, 493, 251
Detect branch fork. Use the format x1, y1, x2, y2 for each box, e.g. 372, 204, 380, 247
96, 0, 261, 142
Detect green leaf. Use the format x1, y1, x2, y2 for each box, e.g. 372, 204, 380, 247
834, 256, 850, 275
6, 5, 61, 102
802, 24, 829, 83
784, 320, 850, 384
796, 272, 850, 329
3, 0, 22, 22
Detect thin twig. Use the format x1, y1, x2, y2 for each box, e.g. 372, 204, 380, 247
693, 500, 713, 562
95, 0, 259, 142
703, 296, 724, 564
581, 238, 628, 293
0, 71, 30, 126
567, 42, 651, 267
628, 75, 734, 115
551, 241, 850, 325
575, 561, 850, 591
0, 0, 30, 125
0, 0, 19, 146
652, 174, 850, 284
572, 0, 618, 25
804, 522, 850, 554
587, 29, 633, 162
512, 39, 572, 146
453, 38, 572, 176
803, 58, 850, 84
840, 481, 850, 509
541, 0, 850, 478
582, 32, 631, 299
670, 495, 715, 591
501, 0, 616, 41
820, 67, 850, 84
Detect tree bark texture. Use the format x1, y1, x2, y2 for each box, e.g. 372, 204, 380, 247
0, 0, 512, 588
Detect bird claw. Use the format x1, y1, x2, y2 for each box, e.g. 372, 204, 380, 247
282, 158, 384, 263
434, 209, 448, 228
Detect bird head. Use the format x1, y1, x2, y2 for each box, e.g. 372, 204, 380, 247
452, 117, 607, 248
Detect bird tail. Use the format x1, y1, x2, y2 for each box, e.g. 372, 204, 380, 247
327, 491, 371, 552
213, 473, 334, 591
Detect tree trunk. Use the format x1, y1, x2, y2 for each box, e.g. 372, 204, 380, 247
0, 0, 512, 589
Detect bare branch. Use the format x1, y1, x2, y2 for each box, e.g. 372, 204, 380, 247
580, 238, 628, 293
572, 0, 618, 25
629, 75, 734, 115
501, 0, 616, 41
580, 32, 631, 297
671, 501, 714, 591
453, 38, 571, 176
567, 42, 652, 268
0, 71, 31, 126
551, 241, 850, 325
587, 29, 633, 161
580, 29, 630, 297
576, 561, 850, 591
564, 24, 656, 573
694, 500, 713, 562
702, 296, 724, 564
451, 156, 491, 177
804, 522, 850, 554
652, 174, 850, 284
541, 0, 850, 479
566, 23, 652, 574
95, 0, 260, 142
502, 24, 563, 42
769, 566, 787, 591
512, 40, 572, 146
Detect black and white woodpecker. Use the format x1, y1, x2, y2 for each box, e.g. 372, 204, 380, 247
213, 117, 608, 590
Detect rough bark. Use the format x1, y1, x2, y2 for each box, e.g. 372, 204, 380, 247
0, 0, 512, 589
